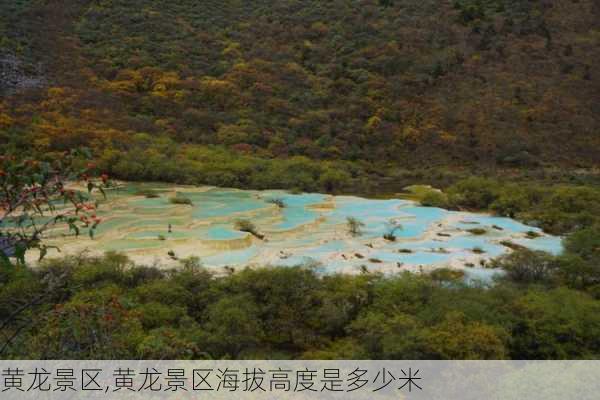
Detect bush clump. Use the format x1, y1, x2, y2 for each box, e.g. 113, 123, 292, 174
135, 189, 160, 198
267, 198, 286, 208
383, 219, 403, 241
467, 228, 487, 235
169, 196, 193, 205
420, 190, 450, 208
346, 217, 365, 237
235, 219, 264, 240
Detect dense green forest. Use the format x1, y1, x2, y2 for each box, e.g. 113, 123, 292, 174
2, 230, 600, 360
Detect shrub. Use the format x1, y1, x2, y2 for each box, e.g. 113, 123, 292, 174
136, 302, 187, 330
135, 189, 160, 198
420, 190, 450, 208
383, 219, 403, 241
490, 187, 531, 218
318, 168, 351, 192
235, 219, 264, 239
169, 196, 193, 205
447, 178, 499, 209
525, 230, 541, 239
267, 198, 286, 208
467, 228, 487, 235
124, 266, 165, 288
499, 241, 527, 251
491, 249, 557, 284
346, 217, 365, 237
429, 268, 465, 283
71, 252, 131, 288
133, 280, 191, 306
564, 226, 600, 263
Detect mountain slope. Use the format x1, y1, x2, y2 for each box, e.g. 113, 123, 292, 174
2, 0, 599, 174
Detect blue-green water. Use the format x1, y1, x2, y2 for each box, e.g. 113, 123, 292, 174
40, 184, 563, 279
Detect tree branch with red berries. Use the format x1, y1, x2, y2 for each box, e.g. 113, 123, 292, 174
0, 149, 110, 265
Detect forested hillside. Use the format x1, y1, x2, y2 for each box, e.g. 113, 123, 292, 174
1, 0, 599, 187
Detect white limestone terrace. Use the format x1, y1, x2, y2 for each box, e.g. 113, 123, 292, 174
31, 183, 562, 281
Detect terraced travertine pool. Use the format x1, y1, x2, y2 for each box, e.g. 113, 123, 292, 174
35, 183, 563, 280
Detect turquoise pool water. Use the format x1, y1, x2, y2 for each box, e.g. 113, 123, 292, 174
40, 184, 563, 277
